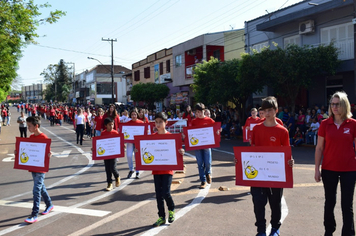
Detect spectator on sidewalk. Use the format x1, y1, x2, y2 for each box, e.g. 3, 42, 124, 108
17, 111, 27, 138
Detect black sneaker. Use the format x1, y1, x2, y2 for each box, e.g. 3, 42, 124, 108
135, 172, 140, 179
127, 171, 134, 178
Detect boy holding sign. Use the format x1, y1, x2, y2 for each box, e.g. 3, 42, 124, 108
100, 117, 121, 191
151, 112, 185, 227
250, 97, 294, 236
18, 116, 53, 224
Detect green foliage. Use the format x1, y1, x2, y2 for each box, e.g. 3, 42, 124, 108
131, 83, 170, 108
0, 0, 65, 102
41, 59, 72, 102
192, 57, 265, 123
258, 43, 340, 113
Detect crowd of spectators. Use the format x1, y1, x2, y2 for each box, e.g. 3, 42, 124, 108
4, 102, 356, 147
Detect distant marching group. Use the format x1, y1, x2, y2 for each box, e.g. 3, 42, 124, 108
10, 91, 356, 236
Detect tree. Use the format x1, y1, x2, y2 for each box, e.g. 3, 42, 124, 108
260, 43, 340, 113
131, 83, 170, 109
192, 57, 265, 123
41, 59, 73, 102
0, 1, 65, 102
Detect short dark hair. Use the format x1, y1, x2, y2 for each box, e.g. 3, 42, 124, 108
26, 116, 41, 128
155, 112, 168, 121
261, 96, 278, 110
104, 117, 113, 126
195, 103, 205, 111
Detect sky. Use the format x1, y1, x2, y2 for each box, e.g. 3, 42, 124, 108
17, 0, 303, 86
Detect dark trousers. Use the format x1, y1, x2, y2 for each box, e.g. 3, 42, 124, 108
86, 122, 91, 136
19, 127, 27, 138
322, 169, 356, 236
251, 187, 283, 233
76, 124, 84, 145
154, 174, 174, 218
104, 159, 119, 184
50, 116, 55, 126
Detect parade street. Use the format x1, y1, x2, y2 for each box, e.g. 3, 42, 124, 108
0, 107, 345, 236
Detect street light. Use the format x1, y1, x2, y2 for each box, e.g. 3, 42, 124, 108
88, 57, 115, 104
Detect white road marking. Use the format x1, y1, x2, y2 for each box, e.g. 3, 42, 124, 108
141, 185, 211, 236
68, 198, 154, 236
212, 148, 290, 235
52, 150, 72, 158
3, 126, 94, 201
0, 200, 110, 217
60, 125, 76, 133
2, 154, 15, 162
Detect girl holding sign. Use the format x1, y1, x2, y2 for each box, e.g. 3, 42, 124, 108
100, 117, 121, 191
315, 91, 356, 236
126, 109, 143, 179
191, 103, 215, 189
151, 112, 185, 227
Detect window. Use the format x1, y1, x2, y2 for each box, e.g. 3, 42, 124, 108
213, 50, 220, 60
251, 41, 269, 53
144, 67, 150, 78
284, 35, 300, 48
175, 55, 182, 67
160, 62, 163, 75
166, 60, 170, 73
134, 70, 140, 81
320, 22, 353, 60
97, 83, 113, 94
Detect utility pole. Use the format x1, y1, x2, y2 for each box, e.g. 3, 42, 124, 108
102, 38, 117, 104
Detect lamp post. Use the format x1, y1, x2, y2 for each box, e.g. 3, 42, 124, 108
88, 57, 115, 104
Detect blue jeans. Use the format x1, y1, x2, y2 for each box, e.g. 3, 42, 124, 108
31, 172, 52, 217
194, 148, 212, 182
126, 143, 138, 172
95, 130, 101, 137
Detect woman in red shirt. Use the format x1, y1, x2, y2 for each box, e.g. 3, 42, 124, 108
126, 108, 143, 179
315, 91, 356, 236
183, 105, 194, 127
138, 108, 149, 123
49, 106, 56, 126
102, 104, 120, 131
94, 108, 104, 136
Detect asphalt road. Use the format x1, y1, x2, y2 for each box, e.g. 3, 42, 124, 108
0, 107, 347, 236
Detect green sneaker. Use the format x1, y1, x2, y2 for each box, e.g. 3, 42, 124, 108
153, 217, 165, 227
168, 210, 175, 223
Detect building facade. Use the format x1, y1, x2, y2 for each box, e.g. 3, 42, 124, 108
71, 65, 131, 105
22, 83, 46, 103
172, 31, 226, 106
245, 0, 354, 107
132, 48, 174, 108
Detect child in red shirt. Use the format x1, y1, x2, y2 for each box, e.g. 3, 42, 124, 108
126, 109, 144, 179
244, 108, 260, 143
100, 117, 121, 191
16, 116, 54, 223
151, 112, 185, 227
250, 96, 294, 236
191, 103, 216, 189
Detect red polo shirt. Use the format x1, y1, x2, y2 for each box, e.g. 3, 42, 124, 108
251, 123, 289, 147
318, 117, 356, 171
191, 116, 215, 126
